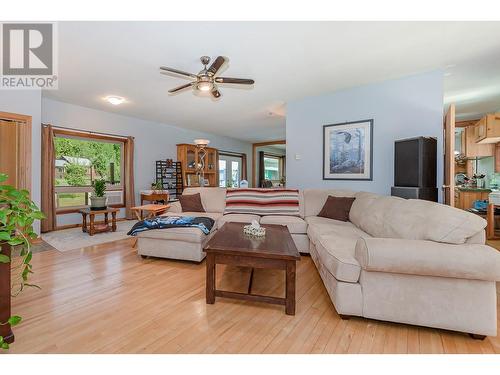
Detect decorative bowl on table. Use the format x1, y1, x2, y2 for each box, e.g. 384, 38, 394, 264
243, 220, 266, 237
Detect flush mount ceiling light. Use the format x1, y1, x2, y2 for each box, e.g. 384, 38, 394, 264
105, 96, 126, 105
159, 56, 254, 99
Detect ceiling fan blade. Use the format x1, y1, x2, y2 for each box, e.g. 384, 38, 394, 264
160, 66, 198, 79
207, 56, 226, 75
214, 77, 254, 85
168, 82, 193, 93
211, 88, 221, 98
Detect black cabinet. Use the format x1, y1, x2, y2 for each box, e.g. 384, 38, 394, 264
392, 137, 437, 202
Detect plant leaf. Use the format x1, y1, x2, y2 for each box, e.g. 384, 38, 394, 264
0, 173, 7, 183
1, 342, 9, 350
30, 211, 45, 219
0, 254, 10, 263
7, 238, 24, 246
0, 232, 11, 241
7, 316, 22, 326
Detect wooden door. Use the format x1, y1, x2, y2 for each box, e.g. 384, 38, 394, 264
443, 104, 456, 206
0, 120, 19, 186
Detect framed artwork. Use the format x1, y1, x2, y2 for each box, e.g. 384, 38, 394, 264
323, 119, 373, 180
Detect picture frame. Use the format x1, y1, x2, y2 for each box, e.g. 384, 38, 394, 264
323, 119, 373, 180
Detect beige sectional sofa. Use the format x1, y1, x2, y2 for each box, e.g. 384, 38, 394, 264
136, 187, 500, 337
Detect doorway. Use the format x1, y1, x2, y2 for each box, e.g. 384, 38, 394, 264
0, 112, 32, 192
252, 140, 286, 187
219, 153, 244, 188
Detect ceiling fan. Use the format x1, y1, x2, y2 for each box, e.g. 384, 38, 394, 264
160, 56, 254, 98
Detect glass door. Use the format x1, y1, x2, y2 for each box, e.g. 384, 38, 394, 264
219, 154, 242, 187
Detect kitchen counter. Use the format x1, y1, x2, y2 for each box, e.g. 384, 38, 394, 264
456, 187, 491, 192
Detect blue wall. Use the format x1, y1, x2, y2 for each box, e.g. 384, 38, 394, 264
286, 71, 444, 199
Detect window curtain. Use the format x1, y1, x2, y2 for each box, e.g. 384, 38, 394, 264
258, 151, 265, 187
241, 154, 247, 181
124, 136, 136, 219
40, 124, 56, 232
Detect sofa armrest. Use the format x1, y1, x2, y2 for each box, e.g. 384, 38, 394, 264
355, 237, 500, 282
167, 201, 182, 213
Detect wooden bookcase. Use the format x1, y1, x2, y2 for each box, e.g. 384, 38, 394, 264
177, 144, 219, 187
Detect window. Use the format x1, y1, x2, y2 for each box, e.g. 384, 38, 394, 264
219, 160, 226, 187
54, 131, 125, 211
264, 156, 281, 181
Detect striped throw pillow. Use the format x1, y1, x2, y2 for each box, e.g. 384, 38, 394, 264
224, 188, 300, 216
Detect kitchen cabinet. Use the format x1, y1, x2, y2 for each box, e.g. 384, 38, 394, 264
475, 113, 500, 144
454, 189, 490, 210
464, 125, 494, 158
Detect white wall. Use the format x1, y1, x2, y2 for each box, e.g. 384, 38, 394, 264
41, 98, 253, 226
0, 90, 42, 233
286, 71, 444, 199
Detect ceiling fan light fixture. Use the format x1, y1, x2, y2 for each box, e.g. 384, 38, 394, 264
197, 81, 213, 92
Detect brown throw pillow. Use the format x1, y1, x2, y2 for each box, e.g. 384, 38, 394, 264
317, 196, 355, 222
179, 193, 205, 212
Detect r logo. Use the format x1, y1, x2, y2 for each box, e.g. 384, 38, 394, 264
2, 23, 53, 75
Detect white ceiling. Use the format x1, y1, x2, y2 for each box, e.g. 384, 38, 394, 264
45, 21, 500, 142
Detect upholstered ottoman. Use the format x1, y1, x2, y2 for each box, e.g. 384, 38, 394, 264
136, 219, 217, 262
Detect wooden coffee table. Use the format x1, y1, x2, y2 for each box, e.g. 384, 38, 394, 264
203, 222, 300, 315
79, 207, 120, 236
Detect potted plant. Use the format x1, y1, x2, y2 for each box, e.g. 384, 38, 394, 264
151, 181, 163, 193
0, 173, 44, 350
90, 179, 107, 209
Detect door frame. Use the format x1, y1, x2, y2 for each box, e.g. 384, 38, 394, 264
252, 140, 285, 187
443, 104, 455, 206
0, 111, 32, 194
218, 153, 244, 188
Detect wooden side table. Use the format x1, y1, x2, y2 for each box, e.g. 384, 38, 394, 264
79, 207, 120, 236
131, 204, 170, 220
140, 190, 169, 205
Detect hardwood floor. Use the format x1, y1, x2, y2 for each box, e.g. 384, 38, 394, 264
6, 238, 500, 354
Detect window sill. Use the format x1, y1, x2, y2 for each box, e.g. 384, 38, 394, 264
56, 204, 125, 215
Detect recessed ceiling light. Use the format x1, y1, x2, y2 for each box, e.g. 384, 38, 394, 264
445, 64, 456, 69
444, 72, 452, 77
105, 96, 125, 105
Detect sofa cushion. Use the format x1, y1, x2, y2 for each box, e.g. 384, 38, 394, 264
355, 237, 500, 281
179, 193, 205, 212
182, 187, 227, 213
224, 188, 300, 216
305, 216, 369, 245
303, 189, 356, 217
315, 233, 361, 283
349, 192, 487, 244
318, 196, 355, 221
260, 215, 307, 234
218, 213, 261, 227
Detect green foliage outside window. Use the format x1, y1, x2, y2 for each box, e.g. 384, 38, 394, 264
54, 137, 122, 187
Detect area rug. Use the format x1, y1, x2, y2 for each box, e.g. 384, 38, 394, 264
41, 220, 137, 252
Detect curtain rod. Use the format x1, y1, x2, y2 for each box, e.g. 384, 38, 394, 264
42, 123, 134, 140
